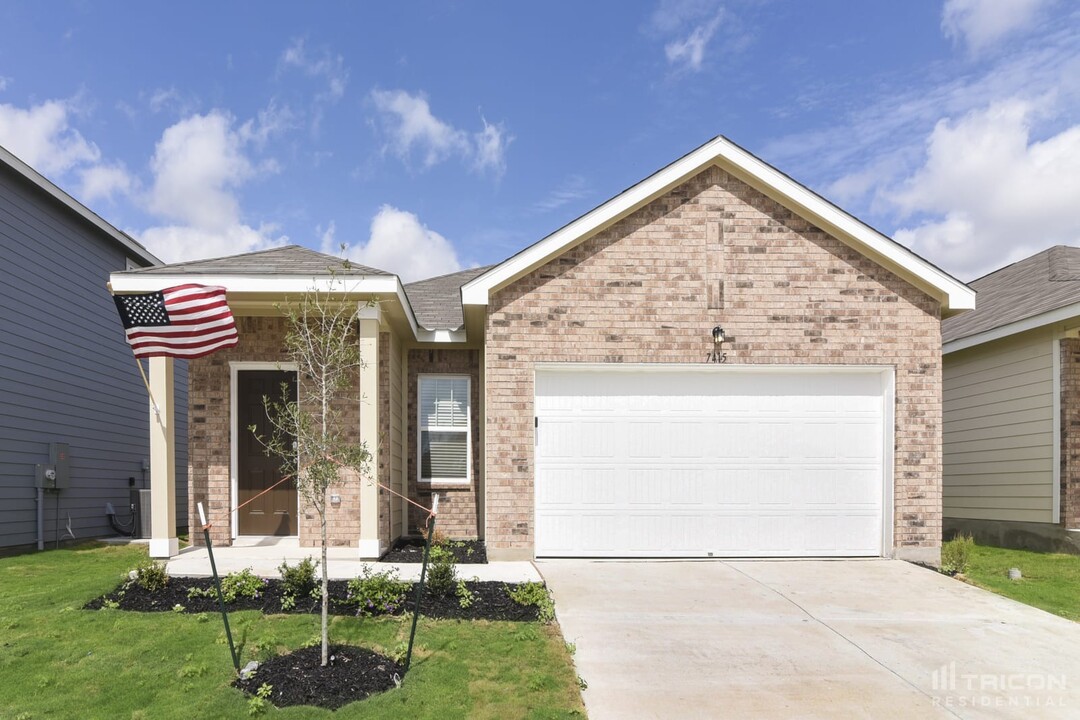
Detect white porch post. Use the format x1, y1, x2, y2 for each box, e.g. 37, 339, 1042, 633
357, 305, 381, 559
148, 356, 178, 558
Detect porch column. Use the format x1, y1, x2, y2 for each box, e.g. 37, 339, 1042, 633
358, 305, 381, 558
148, 356, 178, 558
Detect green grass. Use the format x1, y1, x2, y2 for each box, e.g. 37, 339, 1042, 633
963, 543, 1080, 621
0, 543, 584, 719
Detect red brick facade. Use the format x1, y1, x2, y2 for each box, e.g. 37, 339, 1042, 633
406, 348, 483, 539
188, 316, 377, 548
1061, 338, 1080, 528
484, 165, 943, 554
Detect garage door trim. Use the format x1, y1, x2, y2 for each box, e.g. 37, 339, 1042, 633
532, 363, 895, 558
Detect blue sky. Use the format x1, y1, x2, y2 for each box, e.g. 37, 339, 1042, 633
0, 0, 1077, 281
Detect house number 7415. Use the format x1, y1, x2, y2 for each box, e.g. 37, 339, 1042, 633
706, 350, 727, 364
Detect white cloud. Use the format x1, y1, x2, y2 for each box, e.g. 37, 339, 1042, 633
942, 0, 1054, 55
533, 174, 591, 213
139, 222, 284, 265
0, 98, 100, 175
890, 100, 1080, 279
0, 76, 10, 92
323, 206, 462, 282
137, 110, 287, 263
280, 37, 348, 102
79, 162, 135, 203
370, 89, 510, 176
472, 117, 511, 176
664, 13, 723, 71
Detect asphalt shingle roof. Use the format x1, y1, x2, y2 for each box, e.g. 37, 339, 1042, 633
404, 265, 493, 331
120, 245, 391, 277
942, 245, 1080, 344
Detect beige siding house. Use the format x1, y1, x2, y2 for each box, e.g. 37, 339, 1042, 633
943, 246, 1080, 552
110, 136, 974, 563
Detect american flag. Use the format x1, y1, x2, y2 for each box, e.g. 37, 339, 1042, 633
113, 284, 239, 359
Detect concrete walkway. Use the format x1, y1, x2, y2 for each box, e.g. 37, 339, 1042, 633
165, 540, 541, 583
539, 559, 1080, 719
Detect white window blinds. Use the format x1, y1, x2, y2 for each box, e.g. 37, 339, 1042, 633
419, 376, 469, 482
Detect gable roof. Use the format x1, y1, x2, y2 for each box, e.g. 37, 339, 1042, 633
404, 265, 494, 331
123, 245, 390, 276
0, 144, 161, 267
462, 135, 975, 315
943, 246, 1080, 352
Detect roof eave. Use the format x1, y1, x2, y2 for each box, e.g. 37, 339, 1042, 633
0, 145, 161, 267
462, 136, 975, 314
944, 300, 1080, 354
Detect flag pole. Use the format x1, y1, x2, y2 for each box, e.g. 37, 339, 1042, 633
134, 357, 161, 419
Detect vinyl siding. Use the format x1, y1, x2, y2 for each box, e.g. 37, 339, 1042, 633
943, 328, 1054, 523
0, 162, 188, 549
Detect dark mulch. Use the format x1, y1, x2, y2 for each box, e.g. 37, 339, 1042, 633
234, 645, 402, 710
84, 577, 541, 622
380, 537, 487, 564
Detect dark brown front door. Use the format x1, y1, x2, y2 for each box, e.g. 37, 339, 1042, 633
238, 370, 298, 536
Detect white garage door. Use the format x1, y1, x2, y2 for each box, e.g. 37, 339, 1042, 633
534, 367, 889, 558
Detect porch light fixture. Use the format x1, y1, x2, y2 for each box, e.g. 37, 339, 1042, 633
712, 326, 725, 344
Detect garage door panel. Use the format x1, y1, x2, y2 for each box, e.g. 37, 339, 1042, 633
535, 368, 887, 558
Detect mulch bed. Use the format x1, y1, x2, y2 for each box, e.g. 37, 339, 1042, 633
234, 645, 403, 711
83, 576, 541, 622
380, 537, 487, 564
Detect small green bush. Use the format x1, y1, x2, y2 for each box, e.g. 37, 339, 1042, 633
347, 567, 410, 616
456, 579, 474, 609
506, 582, 555, 623
133, 560, 169, 592
278, 557, 319, 603
940, 534, 974, 576
426, 545, 457, 595
188, 567, 268, 602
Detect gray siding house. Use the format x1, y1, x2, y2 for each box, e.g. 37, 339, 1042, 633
0, 144, 188, 551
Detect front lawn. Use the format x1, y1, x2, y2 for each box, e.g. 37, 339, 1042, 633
0, 543, 584, 719
963, 543, 1080, 621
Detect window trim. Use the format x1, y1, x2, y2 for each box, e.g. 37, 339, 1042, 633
417, 374, 471, 486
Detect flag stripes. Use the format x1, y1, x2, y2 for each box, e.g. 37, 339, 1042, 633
114, 284, 239, 359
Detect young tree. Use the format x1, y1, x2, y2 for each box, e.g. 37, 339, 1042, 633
253, 272, 372, 667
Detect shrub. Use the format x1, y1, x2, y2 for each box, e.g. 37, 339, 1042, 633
278, 557, 319, 603
133, 560, 169, 592
188, 567, 268, 603
940, 534, 974, 576
426, 545, 457, 595
347, 567, 410, 616
506, 582, 555, 623
456, 579, 474, 609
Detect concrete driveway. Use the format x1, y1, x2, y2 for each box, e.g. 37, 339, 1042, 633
539, 559, 1080, 719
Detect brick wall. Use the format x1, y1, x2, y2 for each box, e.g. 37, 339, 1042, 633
1061, 338, 1080, 527
406, 348, 482, 539
485, 165, 943, 553
188, 315, 365, 547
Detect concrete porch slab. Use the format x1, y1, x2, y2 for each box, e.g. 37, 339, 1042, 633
165, 543, 542, 583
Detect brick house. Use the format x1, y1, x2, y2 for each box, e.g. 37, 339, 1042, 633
109, 136, 973, 562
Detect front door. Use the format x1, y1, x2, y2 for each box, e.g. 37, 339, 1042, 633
238, 370, 298, 536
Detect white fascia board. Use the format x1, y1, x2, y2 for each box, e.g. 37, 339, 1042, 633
107, 271, 468, 344
108, 273, 401, 295
462, 136, 975, 313
0, 145, 162, 267
944, 301, 1080, 354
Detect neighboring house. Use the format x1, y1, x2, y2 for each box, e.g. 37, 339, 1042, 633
110, 136, 973, 563
0, 144, 189, 552
942, 246, 1080, 553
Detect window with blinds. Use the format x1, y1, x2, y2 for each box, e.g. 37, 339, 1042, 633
419, 375, 470, 483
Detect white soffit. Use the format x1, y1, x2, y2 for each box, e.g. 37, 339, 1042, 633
461, 136, 974, 313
